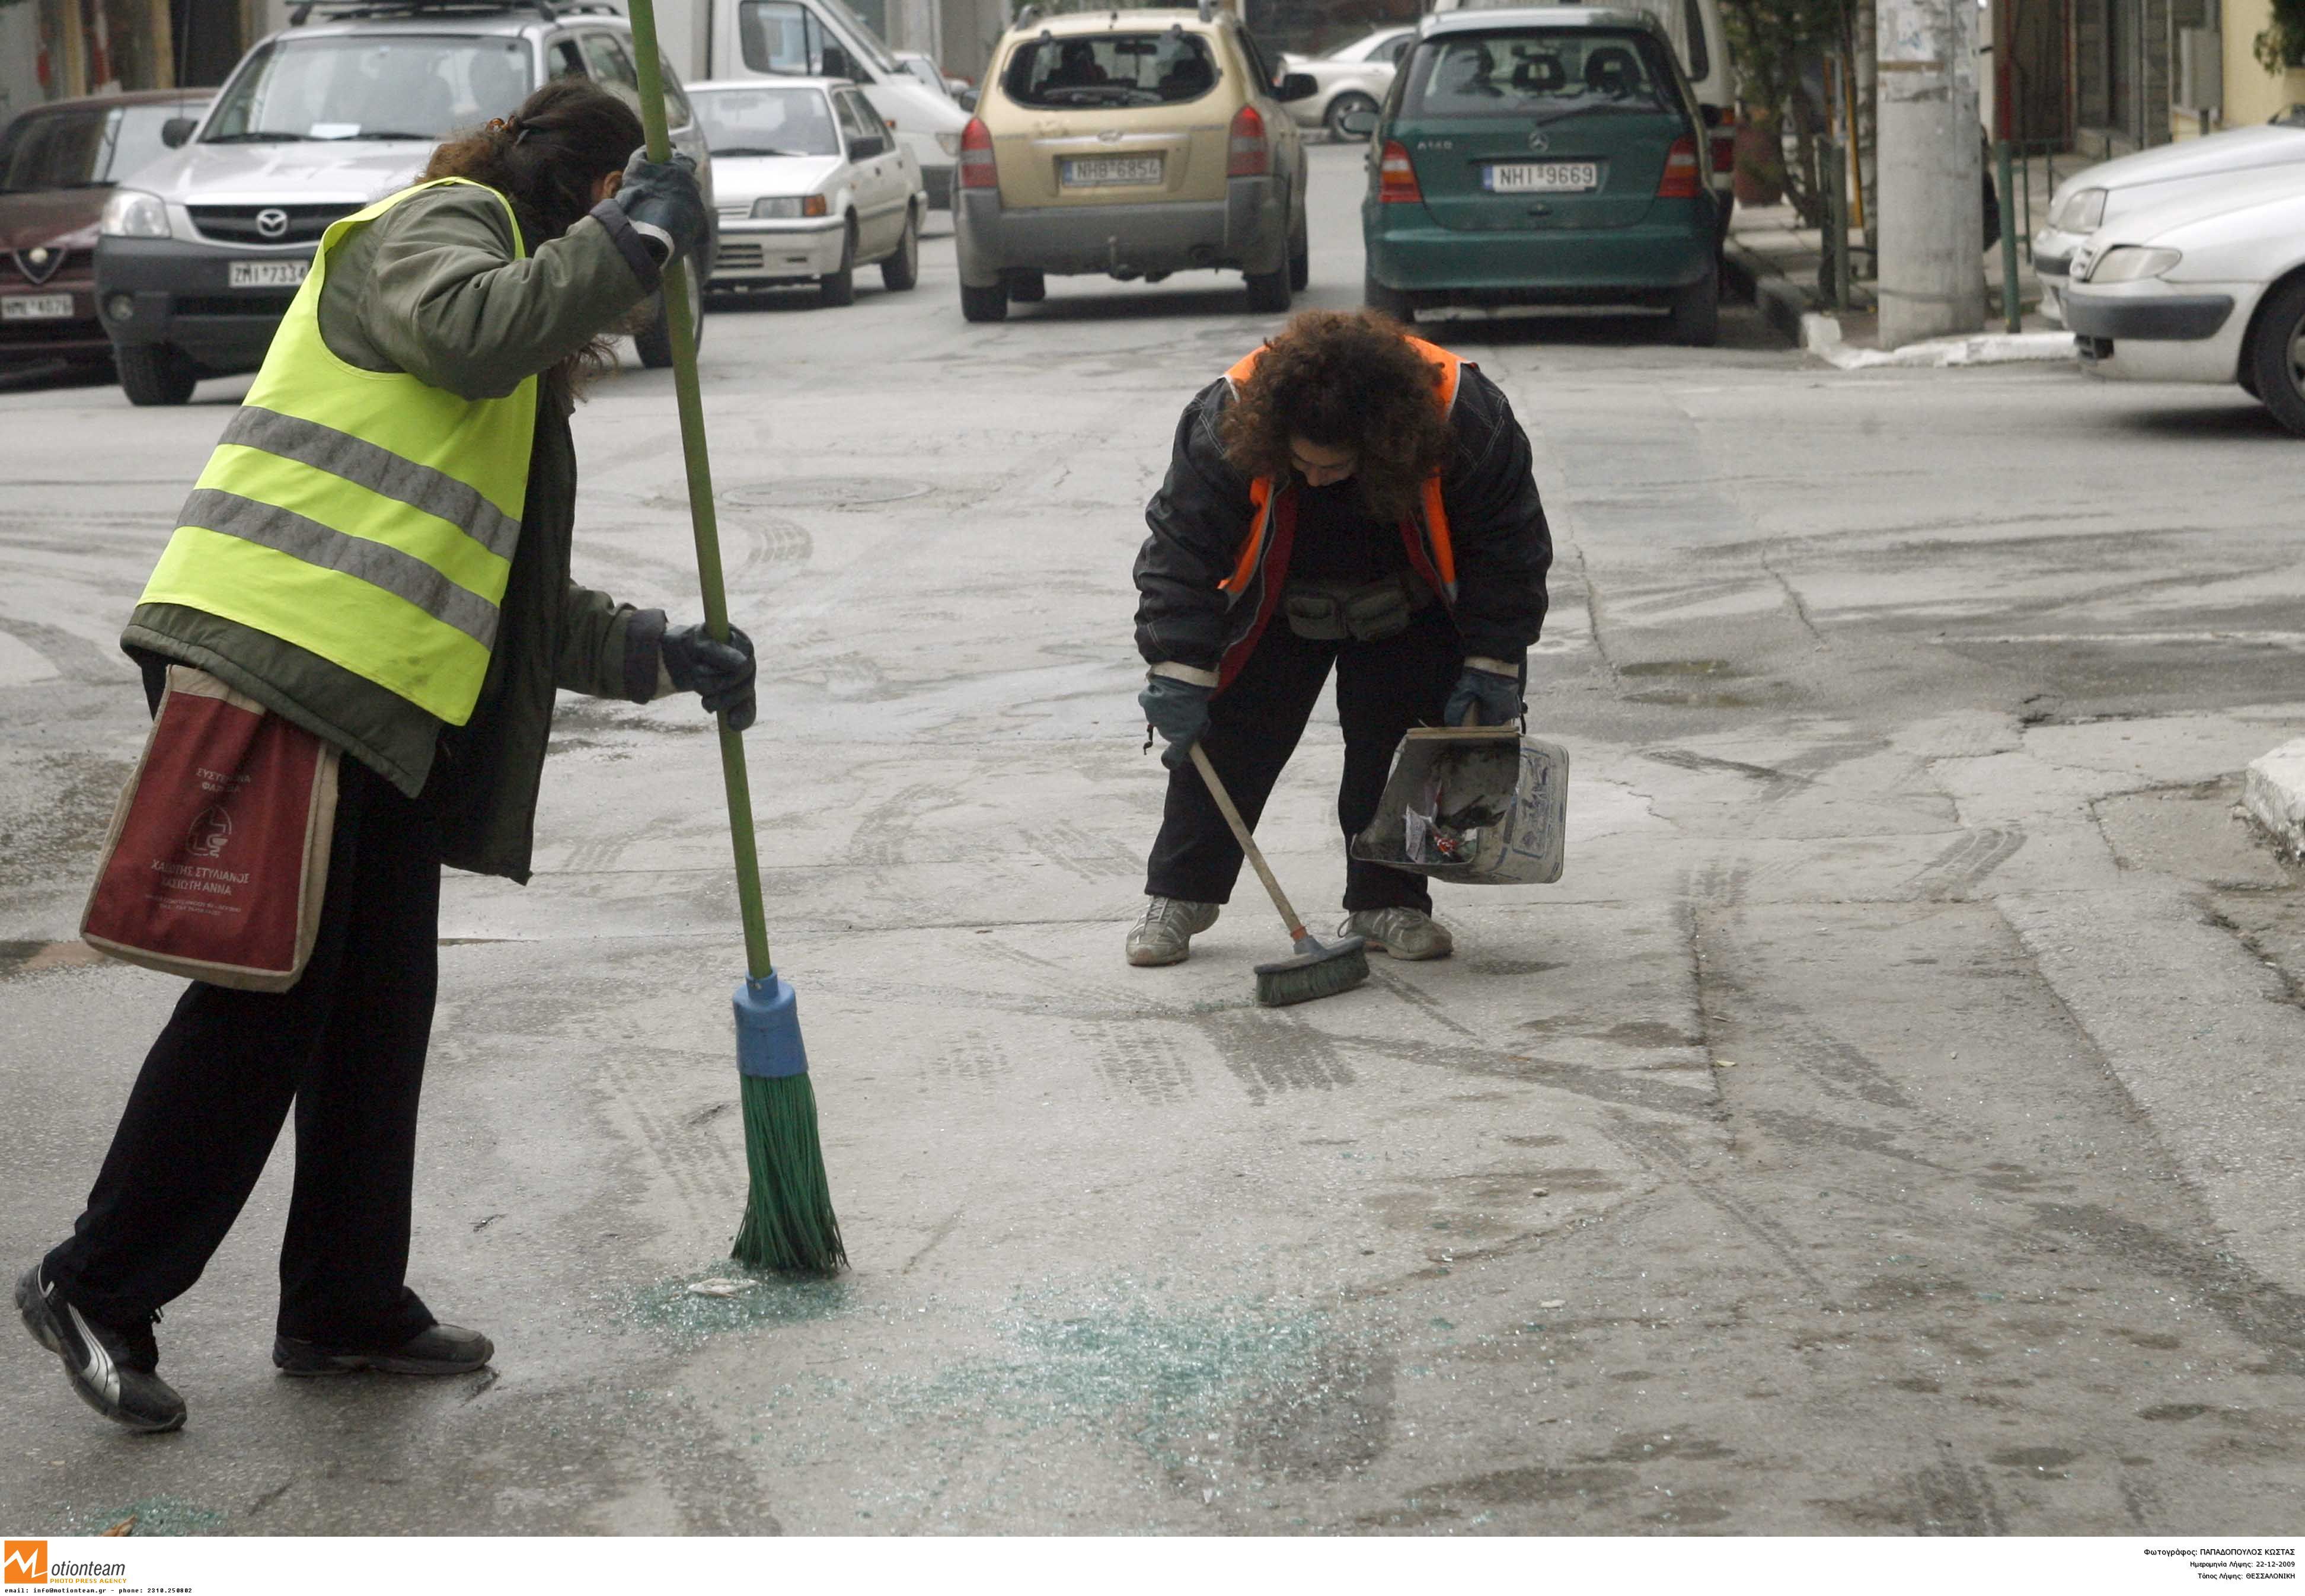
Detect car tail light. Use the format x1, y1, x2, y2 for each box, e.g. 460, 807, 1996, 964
960, 117, 997, 190
1378, 140, 1422, 205
1658, 135, 1701, 198
1227, 104, 1269, 178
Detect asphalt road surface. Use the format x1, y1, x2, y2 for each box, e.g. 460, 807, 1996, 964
2, 143, 2301, 1536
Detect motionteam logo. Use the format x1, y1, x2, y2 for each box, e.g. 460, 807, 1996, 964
3, 1540, 127, 1589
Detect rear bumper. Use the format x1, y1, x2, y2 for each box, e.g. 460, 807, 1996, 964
0, 272, 107, 363
1365, 205, 1716, 302
953, 174, 1289, 286
94, 234, 311, 373
708, 218, 847, 285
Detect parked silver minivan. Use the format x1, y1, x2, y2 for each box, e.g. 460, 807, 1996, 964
94, 0, 713, 405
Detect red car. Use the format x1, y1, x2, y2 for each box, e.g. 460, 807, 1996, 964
1, 90, 210, 372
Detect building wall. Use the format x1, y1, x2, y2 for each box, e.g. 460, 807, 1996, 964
2219, 0, 2305, 124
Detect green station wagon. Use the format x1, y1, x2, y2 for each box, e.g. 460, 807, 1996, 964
1359, 7, 1722, 343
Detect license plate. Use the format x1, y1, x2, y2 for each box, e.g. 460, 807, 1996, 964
1, 294, 74, 321
1061, 155, 1162, 188
1484, 161, 1601, 193
228, 259, 308, 289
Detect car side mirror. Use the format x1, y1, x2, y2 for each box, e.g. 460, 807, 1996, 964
848, 134, 886, 161
1336, 104, 1379, 139
822, 43, 852, 79
161, 116, 197, 148
957, 85, 978, 111
1276, 71, 1318, 103
1700, 103, 1723, 127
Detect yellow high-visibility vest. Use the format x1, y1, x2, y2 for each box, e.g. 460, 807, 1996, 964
138, 177, 538, 725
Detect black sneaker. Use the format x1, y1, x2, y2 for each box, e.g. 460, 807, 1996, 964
15, 1266, 187, 1433
273, 1321, 493, 1377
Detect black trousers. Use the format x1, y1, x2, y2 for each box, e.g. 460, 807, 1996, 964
1146, 608, 1463, 915
44, 756, 442, 1346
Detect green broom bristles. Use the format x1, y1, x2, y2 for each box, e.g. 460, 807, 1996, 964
732, 1071, 847, 1274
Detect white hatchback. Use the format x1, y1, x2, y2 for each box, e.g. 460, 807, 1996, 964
689, 76, 925, 307
2062, 161, 2305, 433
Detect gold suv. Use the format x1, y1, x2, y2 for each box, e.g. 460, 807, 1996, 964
953, 2, 1316, 321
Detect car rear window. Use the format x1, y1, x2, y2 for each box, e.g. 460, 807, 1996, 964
1000, 31, 1221, 108
1401, 30, 1679, 120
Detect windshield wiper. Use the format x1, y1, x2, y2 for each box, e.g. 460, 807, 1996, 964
204, 131, 313, 143
343, 130, 435, 141
713, 146, 815, 157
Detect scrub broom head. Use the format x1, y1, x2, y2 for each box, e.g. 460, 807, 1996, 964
730, 973, 846, 1275
1253, 934, 1370, 1007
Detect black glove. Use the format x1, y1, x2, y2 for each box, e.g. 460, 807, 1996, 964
1139, 675, 1212, 771
612, 151, 707, 267
1444, 665, 1521, 727
662, 622, 756, 732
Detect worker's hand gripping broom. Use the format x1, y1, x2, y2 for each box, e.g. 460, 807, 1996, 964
626, 0, 844, 1275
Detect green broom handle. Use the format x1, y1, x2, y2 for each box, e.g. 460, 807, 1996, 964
626, 0, 774, 982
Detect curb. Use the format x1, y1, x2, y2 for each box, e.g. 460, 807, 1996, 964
1723, 239, 1808, 346
2245, 738, 2305, 858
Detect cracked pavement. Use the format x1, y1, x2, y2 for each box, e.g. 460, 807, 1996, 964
2, 144, 2302, 1535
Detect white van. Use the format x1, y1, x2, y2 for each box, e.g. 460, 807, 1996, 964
655, 0, 967, 207
1430, 0, 1733, 226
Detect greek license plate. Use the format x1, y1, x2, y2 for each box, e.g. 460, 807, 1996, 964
1061, 155, 1161, 187
1, 294, 73, 321
1484, 161, 1601, 193
228, 259, 308, 289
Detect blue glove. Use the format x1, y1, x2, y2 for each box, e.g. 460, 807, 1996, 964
1139, 675, 1212, 771
1445, 665, 1521, 727
612, 151, 707, 267
662, 622, 756, 731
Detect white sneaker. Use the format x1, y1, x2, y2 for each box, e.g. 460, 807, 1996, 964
1340, 907, 1453, 960
1125, 898, 1219, 966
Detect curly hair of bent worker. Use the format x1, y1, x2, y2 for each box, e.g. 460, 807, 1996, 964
422, 78, 644, 247
1221, 309, 1453, 521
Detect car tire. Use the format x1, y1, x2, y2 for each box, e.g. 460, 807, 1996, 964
635, 270, 704, 369
1006, 269, 1046, 303
960, 279, 1008, 323
2247, 273, 2305, 435
881, 208, 920, 292
1363, 268, 1413, 324
1246, 261, 1292, 314
117, 343, 198, 406
1288, 208, 1310, 293
1666, 264, 1720, 347
1326, 92, 1378, 141
819, 221, 858, 308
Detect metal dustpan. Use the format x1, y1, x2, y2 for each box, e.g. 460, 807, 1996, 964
1350, 724, 1568, 886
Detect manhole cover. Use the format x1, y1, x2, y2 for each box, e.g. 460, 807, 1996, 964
720, 477, 933, 509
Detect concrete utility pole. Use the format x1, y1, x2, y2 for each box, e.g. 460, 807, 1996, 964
1875, 0, 1985, 346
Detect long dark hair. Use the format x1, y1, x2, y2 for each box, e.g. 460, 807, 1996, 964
1222, 309, 1455, 521
422, 78, 644, 248
420, 81, 645, 398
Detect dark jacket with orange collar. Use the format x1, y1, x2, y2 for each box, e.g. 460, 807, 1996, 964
1132, 340, 1551, 691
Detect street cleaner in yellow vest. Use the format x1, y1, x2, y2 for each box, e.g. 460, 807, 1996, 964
17, 81, 740, 1434
1130, 309, 1553, 968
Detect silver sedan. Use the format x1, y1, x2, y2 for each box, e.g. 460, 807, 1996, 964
1279, 25, 1416, 141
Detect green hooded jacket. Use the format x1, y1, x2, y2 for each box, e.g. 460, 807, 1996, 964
122, 183, 671, 885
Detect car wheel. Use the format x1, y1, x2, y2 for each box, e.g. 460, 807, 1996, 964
635, 269, 705, 369
1666, 264, 1720, 347
117, 343, 197, 406
960, 279, 1008, 323
881, 208, 920, 292
1363, 267, 1413, 324
1326, 92, 1377, 141
2249, 274, 2305, 435
1006, 269, 1046, 303
1245, 261, 1292, 314
819, 221, 858, 308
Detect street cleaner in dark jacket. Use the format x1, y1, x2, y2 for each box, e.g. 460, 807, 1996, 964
1131, 309, 1551, 967
17, 81, 748, 1433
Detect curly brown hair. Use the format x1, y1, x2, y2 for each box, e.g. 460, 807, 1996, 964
1221, 309, 1454, 521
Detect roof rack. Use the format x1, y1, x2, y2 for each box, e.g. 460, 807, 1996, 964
290, 0, 559, 26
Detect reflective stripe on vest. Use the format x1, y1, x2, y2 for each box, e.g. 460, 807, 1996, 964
138, 177, 538, 726
1217, 336, 1464, 603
